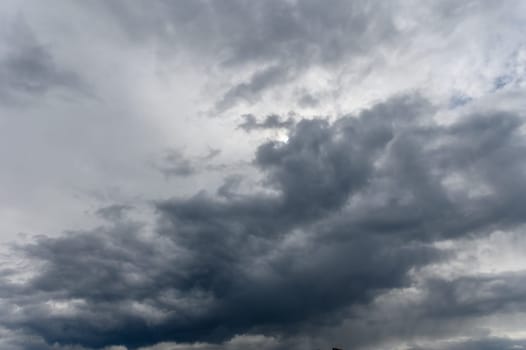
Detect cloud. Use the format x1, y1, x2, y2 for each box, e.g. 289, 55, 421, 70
0, 16, 89, 104
410, 337, 526, 350
92, 0, 526, 113
95, 0, 401, 111
1, 2, 525, 349
155, 149, 198, 178
102, 0, 397, 66
2, 95, 526, 349
422, 271, 526, 319
96, 204, 134, 222
153, 149, 228, 178
238, 114, 294, 132
297, 93, 320, 108
216, 65, 293, 111
202, 148, 221, 161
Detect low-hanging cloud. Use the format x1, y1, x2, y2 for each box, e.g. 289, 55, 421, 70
2, 96, 526, 349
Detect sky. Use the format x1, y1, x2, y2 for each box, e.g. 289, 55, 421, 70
1, 1, 526, 349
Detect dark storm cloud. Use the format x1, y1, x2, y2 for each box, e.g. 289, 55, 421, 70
238, 114, 294, 132
3, 96, 526, 349
0, 17, 88, 104
2, 223, 182, 348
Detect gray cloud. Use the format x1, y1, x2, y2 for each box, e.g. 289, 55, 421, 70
202, 148, 221, 161
361, 270, 526, 349
410, 337, 526, 350
297, 93, 320, 108
0, 17, 88, 104
96, 204, 134, 222
216, 65, 293, 111
101, 0, 397, 65
153, 149, 227, 178
2, 96, 526, 349
155, 150, 198, 178
0, 2, 525, 349
422, 271, 526, 320
238, 114, 294, 132
93, 0, 401, 111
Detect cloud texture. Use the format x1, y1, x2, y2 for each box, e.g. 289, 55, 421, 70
1, 1, 526, 350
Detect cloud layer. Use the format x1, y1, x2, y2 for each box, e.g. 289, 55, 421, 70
3, 95, 526, 349
1, 1, 526, 350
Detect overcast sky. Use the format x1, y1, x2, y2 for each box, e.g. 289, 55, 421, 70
1, 1, 526, 349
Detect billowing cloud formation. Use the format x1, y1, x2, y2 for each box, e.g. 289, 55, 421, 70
1, 1, 526, 350
2, 96, 526, 349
